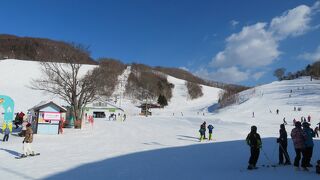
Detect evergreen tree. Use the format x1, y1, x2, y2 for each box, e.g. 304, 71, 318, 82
157, 94, 168, 107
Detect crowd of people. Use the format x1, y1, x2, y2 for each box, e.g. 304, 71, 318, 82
1, 111, 36, 157
246, 120, 317, 172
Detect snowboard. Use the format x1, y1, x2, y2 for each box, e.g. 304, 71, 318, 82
15, 153, 40, 159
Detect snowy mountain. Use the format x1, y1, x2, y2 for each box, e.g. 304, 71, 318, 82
1, 59, 320, 179
0, 59, 222, 114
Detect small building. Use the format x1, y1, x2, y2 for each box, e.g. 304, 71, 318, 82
28, 101, 66, 135
83, 101, 124, 121
137, 103, 160, 116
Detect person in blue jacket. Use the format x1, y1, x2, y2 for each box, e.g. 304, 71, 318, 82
207, 124, 214, 140
302, 122, 315, 167
3, 126, 10, 142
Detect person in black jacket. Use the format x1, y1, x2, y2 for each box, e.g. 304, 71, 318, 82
277, 124, 291, 165
246, 125, 262, 170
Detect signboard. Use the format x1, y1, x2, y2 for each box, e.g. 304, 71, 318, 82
44, 112, 61, 120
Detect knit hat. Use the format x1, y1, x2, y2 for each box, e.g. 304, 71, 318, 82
295, 121, 301, 128
251, 125, 257, 132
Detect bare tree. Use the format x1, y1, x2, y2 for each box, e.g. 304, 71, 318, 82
273, 68, 286, 81
31, 44, 99, 128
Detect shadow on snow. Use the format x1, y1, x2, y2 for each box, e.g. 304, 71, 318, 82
43, 138, 320, 180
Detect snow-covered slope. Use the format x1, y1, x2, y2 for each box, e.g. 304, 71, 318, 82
214, 77, 320, 138
0, 59, 96, 112
1, 60, 320, 179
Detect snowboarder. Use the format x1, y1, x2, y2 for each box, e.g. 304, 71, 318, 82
246, 125, 262, 170
21, 123, 35, 157
277, 124, 291, 165
207, 124, 214, 140
302, 122, 315, 168
291, 121, 308, 171
2, 126, 10, 142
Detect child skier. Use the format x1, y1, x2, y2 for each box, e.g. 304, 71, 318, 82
246, 125, 262, 170
207, 124, 214, 140
3, 126, 10, 142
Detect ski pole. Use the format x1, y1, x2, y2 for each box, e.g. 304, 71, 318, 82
279, 143, 291, 163
261, 148, 276, 168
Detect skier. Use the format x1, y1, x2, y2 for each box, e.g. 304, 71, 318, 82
291, 121, 308, 171
277, 124, 291, 165
21, 123, 35, 157
314, 127, 319, 138
2, 125, 10, 142
207, 124, 214, 140
307, 115, 311, 122
283, 118, 287, 125
199, 125, 205, 141
252, 112, 255, 118
276, 109, 279, 115
302, 122, 315, 168
293, 118, 297, 126
201, 121, 207, 139
246, 126, 262, 170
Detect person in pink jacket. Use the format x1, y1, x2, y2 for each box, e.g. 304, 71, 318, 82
291, 121, 307, 171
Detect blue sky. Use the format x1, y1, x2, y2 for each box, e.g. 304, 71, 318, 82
0, 0, 320, 86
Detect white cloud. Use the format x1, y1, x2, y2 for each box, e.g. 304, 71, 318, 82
212, 23, 280, 68
195, 66, 249, 83
204, 1, 320, 84
230, 20, 239, 27
299, 45, 320, 62
252, 71, 265, 80
270, 5, 312, 39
